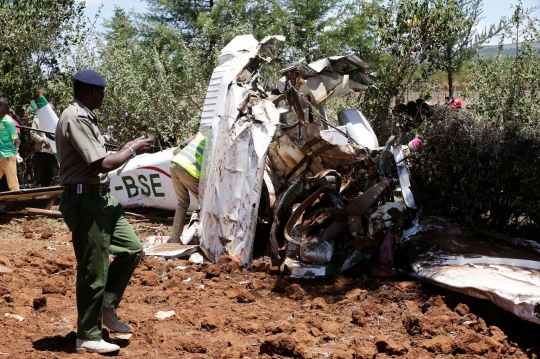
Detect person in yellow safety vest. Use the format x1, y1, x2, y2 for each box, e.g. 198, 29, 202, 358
170, 132, 206, 242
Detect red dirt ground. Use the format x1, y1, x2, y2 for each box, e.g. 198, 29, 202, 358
0, 215, 539, 358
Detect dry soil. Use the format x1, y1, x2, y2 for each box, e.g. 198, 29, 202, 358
0, 215, 539, 358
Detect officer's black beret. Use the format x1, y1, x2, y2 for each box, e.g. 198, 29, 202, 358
73, 69, 107, 87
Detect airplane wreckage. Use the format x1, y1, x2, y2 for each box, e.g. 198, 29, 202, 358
1, 35, 539, 325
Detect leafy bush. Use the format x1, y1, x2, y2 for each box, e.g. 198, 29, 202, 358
409, 107, 540, 239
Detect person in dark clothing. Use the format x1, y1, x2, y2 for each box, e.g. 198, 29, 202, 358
31, 104, 58, 187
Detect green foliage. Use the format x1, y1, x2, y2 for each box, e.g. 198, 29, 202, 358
97, 10, 202, 145
358, 0, 443, 140
409, 108, 540, 238
468, 1, 540, 124
145, 0, 376, 73
0, 0, 88, 108
103, 6, 138, 42
426, 0, 502, 98
0, 0, 92, 185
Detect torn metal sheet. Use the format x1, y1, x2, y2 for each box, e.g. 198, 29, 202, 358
401, 216, 540, 325
393, 145, 416, 209
199, 35, 270, 201
366, 201, 406, 240
282, 250, 366, 279
268, 131, 324, 182
198, 35, 284, 191
143, 243, 199, 258
197, 35, 283, 266
338, 110, 379, 149
155, 310, 175, 320
322, 178, 392, 241
199, 97, 280, 266
277, 55, 374, 105
268, 178, 305, 263
268, 123, 356, 185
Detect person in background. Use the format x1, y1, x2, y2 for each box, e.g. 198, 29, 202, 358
31, 103, 58, 187
0, 98, 20, 191
7, 108, 24, 188
56, 69, 153, 354
170, 132, 205, 242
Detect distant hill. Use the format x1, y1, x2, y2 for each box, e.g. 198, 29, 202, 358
478, 42, 540, 57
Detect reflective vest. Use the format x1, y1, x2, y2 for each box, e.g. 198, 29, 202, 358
172, 132, 206, 179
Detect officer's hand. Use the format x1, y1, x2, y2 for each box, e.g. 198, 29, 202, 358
129, 136, 153, 155
42, 138, 51, 149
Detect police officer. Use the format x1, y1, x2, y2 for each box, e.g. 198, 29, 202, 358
170, 132, 205, 242
56, 70, 153, 354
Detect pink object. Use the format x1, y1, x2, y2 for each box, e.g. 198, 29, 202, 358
376, 230, 395, 269
410, 137, 421, 149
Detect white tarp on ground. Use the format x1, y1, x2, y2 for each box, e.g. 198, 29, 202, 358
108, 148, 198, 212
401, 217, 540, 324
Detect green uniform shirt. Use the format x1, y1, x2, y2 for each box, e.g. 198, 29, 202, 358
0, 115, 18, 158
56, 99, 109, 185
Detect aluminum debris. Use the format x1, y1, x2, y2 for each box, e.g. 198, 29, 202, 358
198, 36, 282, 266
400, 216, 540, 325
143, 243, 199, 258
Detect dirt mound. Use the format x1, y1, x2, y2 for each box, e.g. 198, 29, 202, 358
0, 217, 538, 358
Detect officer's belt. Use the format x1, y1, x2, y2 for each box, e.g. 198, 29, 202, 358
65, 184, 110, 196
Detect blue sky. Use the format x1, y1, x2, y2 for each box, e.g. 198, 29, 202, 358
83, 0, 540, 45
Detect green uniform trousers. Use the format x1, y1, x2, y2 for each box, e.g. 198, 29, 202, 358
59, 187, 143, 341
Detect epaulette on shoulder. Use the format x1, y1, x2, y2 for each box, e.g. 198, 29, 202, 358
77, 108, 88, 118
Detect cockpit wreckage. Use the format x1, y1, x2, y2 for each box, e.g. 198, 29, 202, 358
194, 35, 401, 273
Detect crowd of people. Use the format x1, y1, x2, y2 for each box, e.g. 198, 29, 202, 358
0, 99, 59, 192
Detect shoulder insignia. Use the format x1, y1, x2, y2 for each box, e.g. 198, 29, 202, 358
77, 108, 88, 117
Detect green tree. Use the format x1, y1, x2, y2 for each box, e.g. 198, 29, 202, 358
0, 0, 88, 108
144, 0, 376, 67
468, 0, 540, 124
145, 0, 215, 36
97, 9, 202, 145
264, 0, 365, 62
103, 6, 138, 42
427, 0, 502, 98
358, 0, 442, 138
